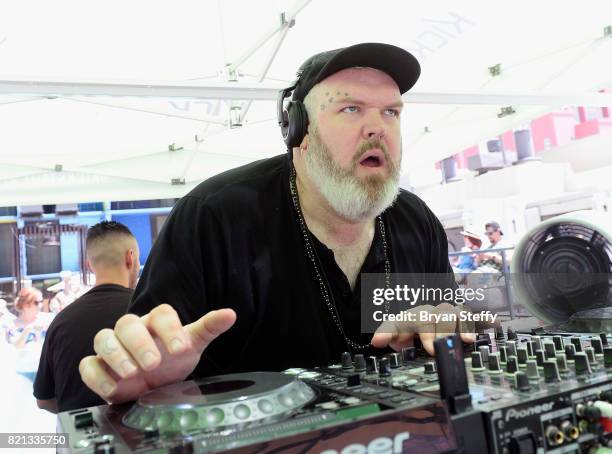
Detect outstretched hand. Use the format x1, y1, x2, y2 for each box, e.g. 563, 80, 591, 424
79, 305, 236, 404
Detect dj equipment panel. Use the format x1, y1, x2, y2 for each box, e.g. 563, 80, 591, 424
58, 330, 612, 453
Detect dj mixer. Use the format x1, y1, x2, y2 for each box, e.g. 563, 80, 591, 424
57, 329, 612, 453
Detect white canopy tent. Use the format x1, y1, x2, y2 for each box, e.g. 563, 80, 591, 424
1, 0, 611, 206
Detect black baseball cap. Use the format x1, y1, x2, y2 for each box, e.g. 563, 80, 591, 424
291, 42, 421, 102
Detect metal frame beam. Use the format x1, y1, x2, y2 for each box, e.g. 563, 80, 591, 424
3, 79, 612, 106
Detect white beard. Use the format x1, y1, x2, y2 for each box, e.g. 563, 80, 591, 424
303, 127, 401, 222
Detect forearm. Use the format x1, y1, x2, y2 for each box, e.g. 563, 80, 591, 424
36, 399, 59, 414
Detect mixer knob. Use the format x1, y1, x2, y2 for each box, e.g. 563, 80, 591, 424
543, 342, 557, 359
499, 346, 508, 364
341, 352, 353, 370
543, 360, 560, 383
535, 350, 546, 368
584, 347, 597, 366
488, 353, 502, 373
379, 357, 392, 377
590, 337, 604, 355
401, 346, 416, 362
478, 345, 490, 363
552, 336, 564, 352
574, 352, 592, 375
366, 356, 379, 373
495, 325, 505, 341
506, 341, 518, 358
531, 336, 543, 352
570, 337, 583, 353
600, 333, 608, 346
515, 372, 531, 391
477, 333, 491, 345
516, 348, 528, 366
471, 351, 485, 372
354, 354, 366, 372
526, 360, 540, 379
506, 356, 518, 374
388, 353, 401, 368
604, 347, 612, 368
507, 326, 518, 340
424, 362, 437, 374
556, 353, 569, 372
564, 344, 576, 361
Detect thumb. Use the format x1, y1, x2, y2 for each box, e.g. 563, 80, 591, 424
185, 309, 237, 352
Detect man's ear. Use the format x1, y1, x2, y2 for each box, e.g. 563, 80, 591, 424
126, 249, 134, 269
300, 134, 309, 151
85, 259, 93, 273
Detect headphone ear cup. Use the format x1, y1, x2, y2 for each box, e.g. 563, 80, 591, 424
285, 101, 309, 148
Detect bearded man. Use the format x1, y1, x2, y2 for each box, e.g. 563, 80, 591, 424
80, 43, 466, 404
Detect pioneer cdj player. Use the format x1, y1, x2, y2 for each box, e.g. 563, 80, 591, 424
57, 329, 612, 454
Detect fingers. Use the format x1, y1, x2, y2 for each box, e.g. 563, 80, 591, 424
460, 331, 476, 343
111, 313, 163, 371
93, 329, 139, 379
433, 303, 457, 339
388, 333, 415, 352
418, 331, 436, 356
144, 304, 190, 355
79, 356, 118, 399
370, 332, 395, 348
186, 309, 237, 352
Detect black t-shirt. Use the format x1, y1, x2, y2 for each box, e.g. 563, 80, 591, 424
129, 154, 452, 377
34, 284, 133, 412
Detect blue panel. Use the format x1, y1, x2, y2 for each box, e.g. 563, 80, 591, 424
111, 214, 152, 265
59, 215, 104, 271
60, 233, 80, 271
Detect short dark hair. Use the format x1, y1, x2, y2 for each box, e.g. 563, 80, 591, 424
485, 221, 503, 235
86, 221, 133, 248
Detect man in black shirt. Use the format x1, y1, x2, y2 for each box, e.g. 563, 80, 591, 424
80, 43, 472, 404
34, 221, 140, 412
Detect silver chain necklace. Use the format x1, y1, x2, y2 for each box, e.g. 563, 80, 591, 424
289, 164, 391, 351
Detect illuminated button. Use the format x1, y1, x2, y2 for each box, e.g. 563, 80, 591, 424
206, 408, 224, 425
179, 410, 198, 429
233, 404, 250, 420
157, 411, 174, 429
278, 393, 295, 407
257, 399, 273, 414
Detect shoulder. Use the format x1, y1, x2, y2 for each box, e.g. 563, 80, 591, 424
181, 155, 288, 207
388, 189, 441, 226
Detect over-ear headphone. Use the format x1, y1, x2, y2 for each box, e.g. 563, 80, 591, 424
277, 83, 309, 149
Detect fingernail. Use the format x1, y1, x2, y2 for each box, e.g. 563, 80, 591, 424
169, 338, 184, 354
101, 381, 115, 396
120, 360, 137, 376
142, 351, 157, 369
